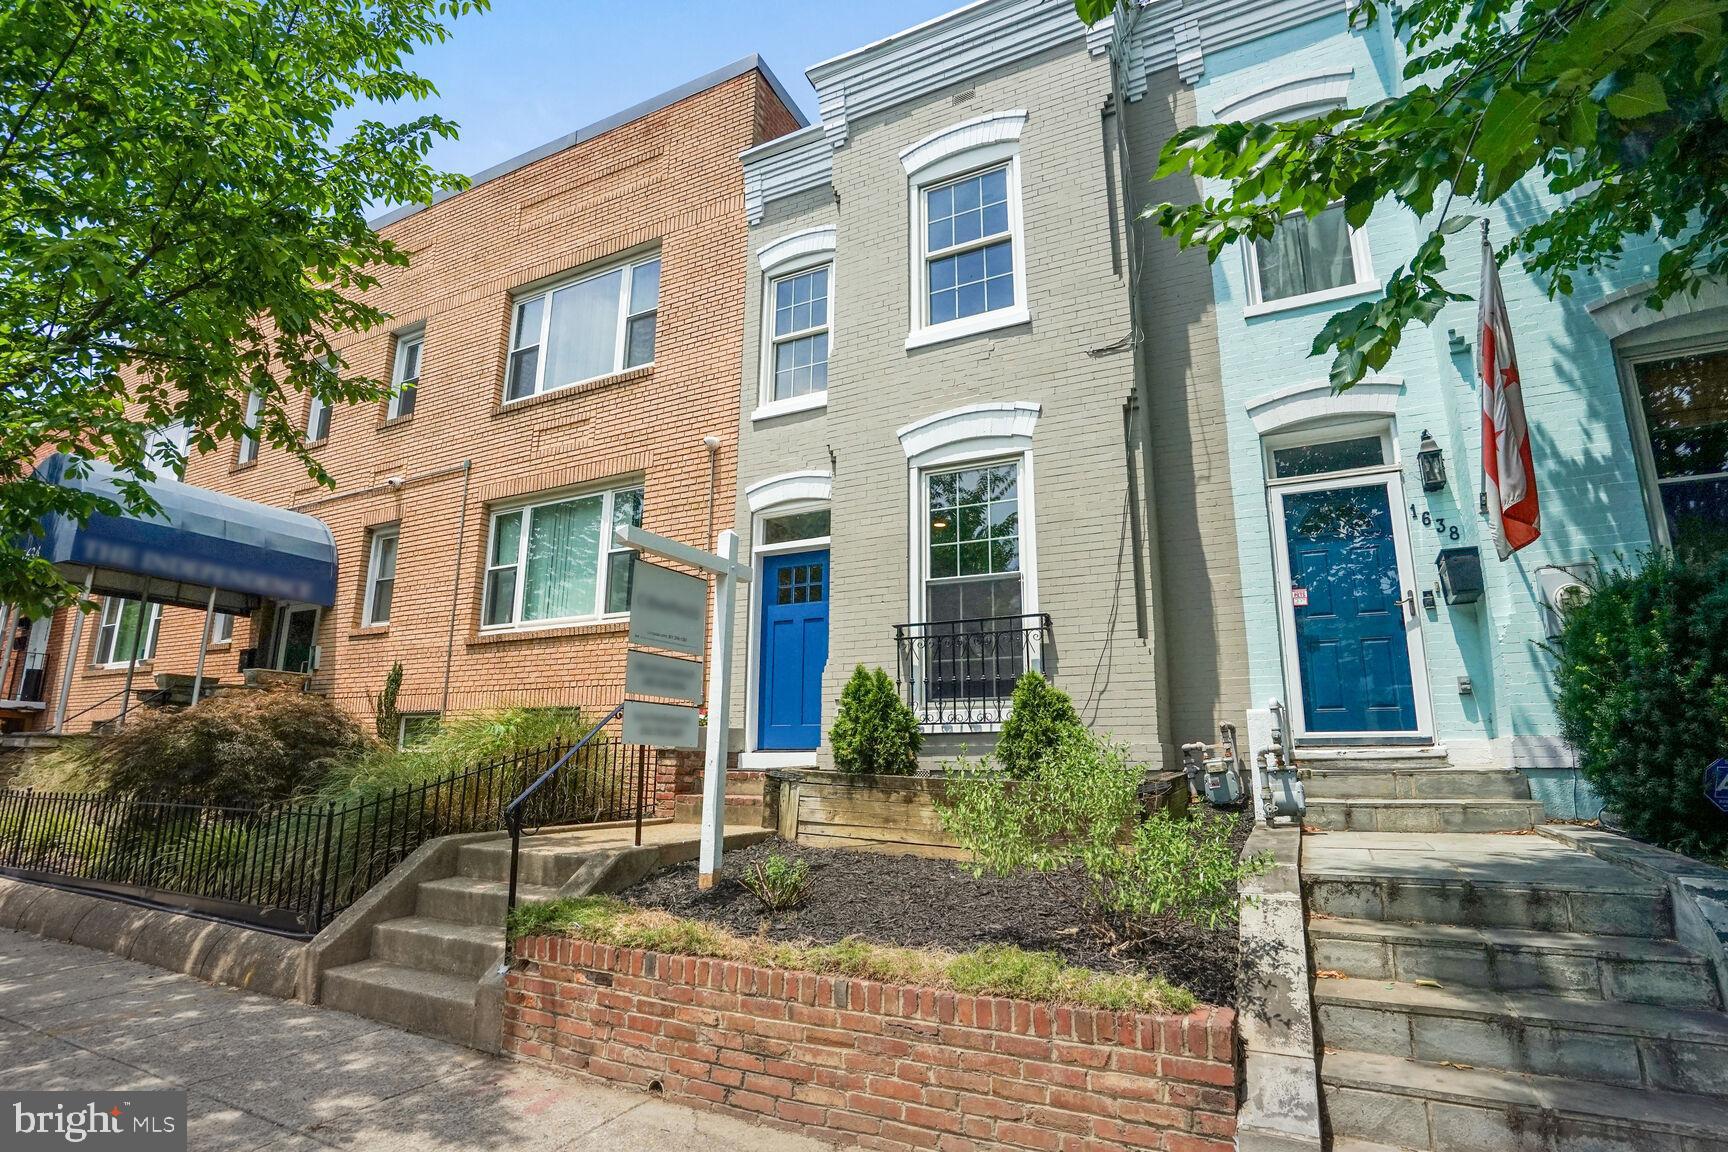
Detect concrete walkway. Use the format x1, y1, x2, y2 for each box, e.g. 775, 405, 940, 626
0, 929, 826, 1152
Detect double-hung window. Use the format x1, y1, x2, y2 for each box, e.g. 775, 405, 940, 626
769, 265, 830, 402
237, 391, 263, 465
306, 394, 330, 443
1245, 204, 1373, 310
482, 485, 644, 629
210, 613, 234, 644
363, 527, 399, 626
1630, 346, 1728, 555
921, 460, 1030, 708
389, 331, 422, 420
922, 165, 1016, 328
505, 254, 660, 402
94, 598, 160, 666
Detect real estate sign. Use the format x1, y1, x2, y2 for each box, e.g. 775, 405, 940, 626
625, 648, 704, 704
627, 560, 707, 656
622, 699, 701, 750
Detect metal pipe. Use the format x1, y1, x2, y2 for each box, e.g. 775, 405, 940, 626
438, 460, 473, 718
118, 579, 151, 725
53, 571, 95, 733
191, 585, 218, 705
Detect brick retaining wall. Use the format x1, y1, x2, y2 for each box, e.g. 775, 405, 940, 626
504, 937, 1238, 1152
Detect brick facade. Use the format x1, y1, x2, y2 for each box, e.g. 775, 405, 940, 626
24, 62, 802, 737
505, 936, 1238, 1152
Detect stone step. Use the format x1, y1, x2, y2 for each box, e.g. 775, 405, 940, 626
1315, 977, 1728, 1096
1305, 797, 1545, 833
456, 839, 597, 887
415, 875, 560, 924
1321, 1049, 1728, 1151
321, 959, 479, 1049
1306, 871, 1672, 938
370, 915, 503, 980
1299, 768, 1531, 801
673, 794, 769, 827
1309, 917, 1719, 1009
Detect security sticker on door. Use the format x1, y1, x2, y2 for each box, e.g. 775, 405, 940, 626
1291, 587, 1309, 608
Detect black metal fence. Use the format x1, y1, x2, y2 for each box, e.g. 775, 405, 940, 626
893, 613, 1051, 727
0, 736, 645, 936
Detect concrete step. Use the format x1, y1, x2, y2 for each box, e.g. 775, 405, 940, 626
1306, 871, 1672, 938
1315, 976, 1728, 1096
673, 794, 769, 827
415, 875, 560, 924
1321, 1049, 1728, 1151
321, 960, 478, 1049
370, 915, 503, 980
456, 839, 595, 887
1299, 768, 1531, 801
1309, 917, 1720, 1009
1305, 797, 1545, 833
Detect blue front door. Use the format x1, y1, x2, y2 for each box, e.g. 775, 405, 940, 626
1283, 483, 1419, 734
759, 550, 829, 750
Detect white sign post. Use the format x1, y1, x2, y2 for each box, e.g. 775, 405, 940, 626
614, 524, 750, 890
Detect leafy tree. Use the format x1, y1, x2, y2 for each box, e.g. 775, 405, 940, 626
829, 665, 922, 776
1077, 0, 1728, 390
0, 0, 486, 613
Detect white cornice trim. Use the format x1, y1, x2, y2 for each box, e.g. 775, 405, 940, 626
1102, 0, 1349, 101
899, 111, 1029, 177
1586, 277, 1728, 340
741, 125, 833, 225
1246, 376, 1403, 436
806, 0, 1086, 149
745, 470, 833, 512
1213, 66, 1353, 122
756, 227, 838, 273
897, 401, 1042, 462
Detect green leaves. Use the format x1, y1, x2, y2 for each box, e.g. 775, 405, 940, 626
1131, 0, 1728, 390
0, 0, 487, 612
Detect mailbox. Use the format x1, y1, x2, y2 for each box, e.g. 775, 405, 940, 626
1436, 546, 1484, 605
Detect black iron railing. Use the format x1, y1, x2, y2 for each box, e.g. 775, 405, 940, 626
0, 735, 646, 937
893, 613, 1051, 726
503, 703, 644, 917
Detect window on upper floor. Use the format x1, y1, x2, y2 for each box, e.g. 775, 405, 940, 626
306, 392, 330, 444
505, 254, 660, 403
237, 391, 262, 465
389, 330, 422, 421
1245, 204, 1374, 311
363, 526, 399, 627
481, 484, 644, 630
94, 598, 160, 667
769, 264, 831, 403
923, 165, 1016, 328
145, 421, 192, 476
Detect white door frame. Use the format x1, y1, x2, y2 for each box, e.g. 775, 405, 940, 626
742, 500, 830, 765
272, 603, 321, 672
1268, 464, 1435, 744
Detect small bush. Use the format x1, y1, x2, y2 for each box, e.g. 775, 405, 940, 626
996, 671, 1084, 777
320, 706, 587, 804
7, 739, 103, 792
1553, 551, 1728, 859
740, 851, 811, 912
371, 661, 404, 743
830, 666, 921, 776
91, 691, 375, 804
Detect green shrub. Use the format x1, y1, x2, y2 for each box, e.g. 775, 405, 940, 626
1553, 551, 1728, 859
830, 666, 920, 776
740, 851, 811, 912
7, 739, 103, 792
91, 690, 375, 804
320, 706, 587, 804
937, 727, 1267, 938
371, 661, 403, 743
995, 671, 1084, 777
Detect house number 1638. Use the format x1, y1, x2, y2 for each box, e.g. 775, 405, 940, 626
1410, 504, 1462, 541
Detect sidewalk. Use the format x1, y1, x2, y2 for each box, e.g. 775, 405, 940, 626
0, 927, 827, 1152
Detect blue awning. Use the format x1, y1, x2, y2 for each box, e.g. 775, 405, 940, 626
27, 454, 337, 613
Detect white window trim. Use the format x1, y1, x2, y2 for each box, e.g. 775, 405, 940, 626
94, 599, 161, 668
745, 470, 833, 514
306, 393, 330, 444
397, 712, 440, 749
743, 490, 833, 757
503, 253, 660, 406
388, 329, 423, 421
756, 252, 835, 421
237, 391, 262, 464
210, 612, 234, 645
479, 483, 643, 633
1616, 334, 1728, 551
362, 525, 399, 627
1240, 206, 1378, 318
1260, 418, 1399, 487
904, 134, 1031, 350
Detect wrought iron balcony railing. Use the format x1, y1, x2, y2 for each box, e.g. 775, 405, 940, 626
893, 613, 1051, 727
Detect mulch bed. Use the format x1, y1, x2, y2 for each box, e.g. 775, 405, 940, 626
622, 816, 1251, 1007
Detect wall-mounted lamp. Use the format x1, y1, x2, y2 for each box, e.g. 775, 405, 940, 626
1417, 430, 1447, 492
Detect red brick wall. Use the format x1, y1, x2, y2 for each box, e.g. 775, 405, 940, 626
505, 937, 1238, 1152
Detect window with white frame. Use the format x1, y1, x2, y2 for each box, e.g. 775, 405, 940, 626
768, 264, 831, 403
1629, 346, 1728, 555
505, 254, 660, 402
94, 598, 160, 666
925, 462, 1023, 624
210, 612, 234, 644
482, 484, 644, 629
363, 526, 399, 626
1246, 204, 1372, 307
237, 391, 263, 464
306, 393, 330, 443
389, 331, 422, 420
398, 712, 441, 748
146, 421, 192, 475
922, 165, 1017, 328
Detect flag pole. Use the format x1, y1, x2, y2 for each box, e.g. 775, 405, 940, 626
1480, 218, 1489, 520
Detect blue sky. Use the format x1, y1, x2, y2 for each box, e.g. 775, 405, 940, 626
382, 0, 954, 181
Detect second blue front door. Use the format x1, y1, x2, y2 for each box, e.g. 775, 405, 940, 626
759, 550, 829, 750
1282, 482, 1419, 734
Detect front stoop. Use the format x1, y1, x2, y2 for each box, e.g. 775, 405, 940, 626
1302, 760, 1728, 1151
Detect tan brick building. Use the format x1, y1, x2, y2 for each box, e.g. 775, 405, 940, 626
16, 57, 803, 741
